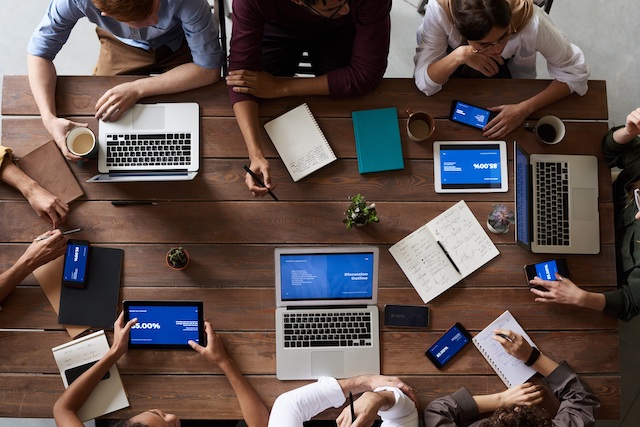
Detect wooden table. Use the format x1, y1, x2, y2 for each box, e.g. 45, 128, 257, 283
0, 76, 619, 421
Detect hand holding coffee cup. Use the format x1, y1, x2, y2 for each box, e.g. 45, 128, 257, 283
524, 115, 566, 145
406, 108, 435, 142
65, 127, 98, 165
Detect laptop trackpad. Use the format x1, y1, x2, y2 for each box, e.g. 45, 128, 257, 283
133, 105, 165, 130
311, 351, 345, 378
572, 188, 597, 221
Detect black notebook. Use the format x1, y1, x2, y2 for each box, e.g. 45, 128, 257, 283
58, 247, 124, 329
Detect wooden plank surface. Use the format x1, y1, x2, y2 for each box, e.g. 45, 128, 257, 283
0, 76, 618, 421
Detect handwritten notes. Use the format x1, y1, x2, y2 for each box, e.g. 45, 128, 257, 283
52, 330, 129, 421
264, 103, 337, 182
389, 200, 499, 303
473, 310, 537, 387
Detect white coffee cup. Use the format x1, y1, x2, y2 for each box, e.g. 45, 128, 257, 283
66, 127, 97, 163
525, 115, 566, 145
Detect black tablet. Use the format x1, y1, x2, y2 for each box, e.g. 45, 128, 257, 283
123, 300, 205, 349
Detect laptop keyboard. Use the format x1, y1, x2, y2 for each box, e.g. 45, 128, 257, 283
283, 311, 373, 348
105, 133, 192, 167
535, 161, 570, 246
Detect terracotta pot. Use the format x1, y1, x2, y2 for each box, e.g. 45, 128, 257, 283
166, 247, 190, 270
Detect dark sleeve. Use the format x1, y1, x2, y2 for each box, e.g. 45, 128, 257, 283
603, 242, 640, 321
602, 125, 640, 169
544, 361, 599, 427
326, 0, 391, 98
423, 388, 480, 426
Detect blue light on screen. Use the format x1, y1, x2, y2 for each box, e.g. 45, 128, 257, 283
128, 305, 200, 345
427, 324, 469, 365
515, 146, 530, 245
63, 243, 89, 283
451, 101, 491, 129
535, 260, 559, 281
440, 144, 502, 189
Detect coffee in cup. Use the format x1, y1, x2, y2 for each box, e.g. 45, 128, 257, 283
406, 108, 435, 142
524, 115, 565, 145
66, 127, 97, 163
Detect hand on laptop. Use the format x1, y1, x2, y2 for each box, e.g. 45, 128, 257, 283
482, 103, 529, 139
44, 117, 86, 161
95, 82, 141, 122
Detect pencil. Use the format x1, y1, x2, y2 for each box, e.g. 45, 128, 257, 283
243, 165, 278, 201
35, 228, 82, 242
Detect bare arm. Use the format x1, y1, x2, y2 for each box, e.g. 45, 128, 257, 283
0, 230, 66, 304
53, 312, 136, 427
27, 54, 86, 160
529, 273, 607, 312
483, 79, 571, 139
95, 63, 220, 121
189, 321, 269, 427
0, 159, 69, 227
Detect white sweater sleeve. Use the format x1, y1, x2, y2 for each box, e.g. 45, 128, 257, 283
375, 387, 419, 427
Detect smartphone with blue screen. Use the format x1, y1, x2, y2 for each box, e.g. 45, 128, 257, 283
524, 258, 570, 291
449, 100, 495, 130
425, 322, 472, 369
62, 239, 90, 288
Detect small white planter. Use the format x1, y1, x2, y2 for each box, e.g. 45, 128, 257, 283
487, 220, 509, 234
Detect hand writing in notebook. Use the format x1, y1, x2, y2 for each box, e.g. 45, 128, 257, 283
245, 159, 276, 198
493, 328, 535, 362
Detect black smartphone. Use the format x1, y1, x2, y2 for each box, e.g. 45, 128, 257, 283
425, 322, 472, 369
62, 239, 90, 288
64, 360, 110, 385
449, 100, 495, 130
524, 258, 570, 291
384, 304, 430, 328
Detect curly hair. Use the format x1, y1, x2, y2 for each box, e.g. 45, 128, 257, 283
451, 0, 512, 41
91, 0, 157, 23
479, 404, 553, 427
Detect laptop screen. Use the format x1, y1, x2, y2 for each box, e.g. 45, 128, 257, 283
515, 143, 531, 248
276, 248, 378, 304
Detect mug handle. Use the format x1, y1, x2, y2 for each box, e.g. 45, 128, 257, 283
524, 123, 536, 133
405, 108, 413, 118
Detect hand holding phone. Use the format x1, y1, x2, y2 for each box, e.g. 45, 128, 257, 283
524, 258, 570, 291
449, 100, 496, 130
62, 239, 90, 288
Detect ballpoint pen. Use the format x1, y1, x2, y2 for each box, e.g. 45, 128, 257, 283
35, 228, 82, 242
243, 165, 279, 201
349, 391, 356, 423
494, 333, 513, 343
437, 241, 461, 274
111, 201, 158, 206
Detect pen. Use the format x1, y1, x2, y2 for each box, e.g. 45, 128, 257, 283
495, 333, 513, 343
243, 165, 278, 201
349, 391, 355, 423
437, 241, 461, 274
111, 201, 157, 206
35, 228, 82, 242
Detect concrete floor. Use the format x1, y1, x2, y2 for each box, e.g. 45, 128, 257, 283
1, 0, 639, 425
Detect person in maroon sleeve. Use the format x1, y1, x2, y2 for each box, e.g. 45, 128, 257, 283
225, 0, 391, 197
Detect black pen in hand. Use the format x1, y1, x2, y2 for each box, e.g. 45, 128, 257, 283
243, 165, 278, 201
349, 391, 356, 423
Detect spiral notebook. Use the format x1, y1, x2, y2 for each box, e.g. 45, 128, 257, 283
264, 103, 336, 182
473, 310, 538, 387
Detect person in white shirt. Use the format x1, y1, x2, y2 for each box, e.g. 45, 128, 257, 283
268, 375, 418, 427
414, 0, 589, 139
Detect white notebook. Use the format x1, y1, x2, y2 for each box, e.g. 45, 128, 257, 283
52, 330, 129, 421
473, 310, 538, 387
389, 200, 499, 303
264, 103, 336, 182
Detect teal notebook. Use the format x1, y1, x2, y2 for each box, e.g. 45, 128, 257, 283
352, 107, 404, 174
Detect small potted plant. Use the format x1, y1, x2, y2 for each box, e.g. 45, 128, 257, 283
166, 247, 190, 270
343, 194, 379, 230
487, 203, 515, 234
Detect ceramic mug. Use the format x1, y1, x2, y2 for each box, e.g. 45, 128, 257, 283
66, 127, 98, 165
524, 115, 566, 145
405, 108, 435, 142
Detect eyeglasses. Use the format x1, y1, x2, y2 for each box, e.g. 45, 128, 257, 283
306, 0, 349, 19
634, 188, 640, 212
472, 28, 515, 54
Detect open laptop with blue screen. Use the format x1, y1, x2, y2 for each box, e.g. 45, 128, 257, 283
275, 247, 380, 380
514, 141, 600, 254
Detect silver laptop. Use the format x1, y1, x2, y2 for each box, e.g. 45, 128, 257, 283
87, 102, 200, 182
514, 141, 599, 254
275, 246, 381, 380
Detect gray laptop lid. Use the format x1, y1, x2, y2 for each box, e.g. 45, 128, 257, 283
275, 246, 379, 308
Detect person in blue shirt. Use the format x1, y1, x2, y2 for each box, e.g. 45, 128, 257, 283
27, 0, 224, 160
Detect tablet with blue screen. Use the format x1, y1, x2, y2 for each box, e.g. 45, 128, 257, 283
123, 300, 204, 349
433, 141, 508, 193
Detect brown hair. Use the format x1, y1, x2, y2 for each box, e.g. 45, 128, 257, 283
91, 0, 157, 23
479, 404, 552, 427
451, 0, 512, 41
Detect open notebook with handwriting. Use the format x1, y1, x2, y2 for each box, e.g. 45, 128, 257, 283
389, 200, 499, 303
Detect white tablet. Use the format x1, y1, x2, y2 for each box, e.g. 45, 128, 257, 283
433, 141, 508, 193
